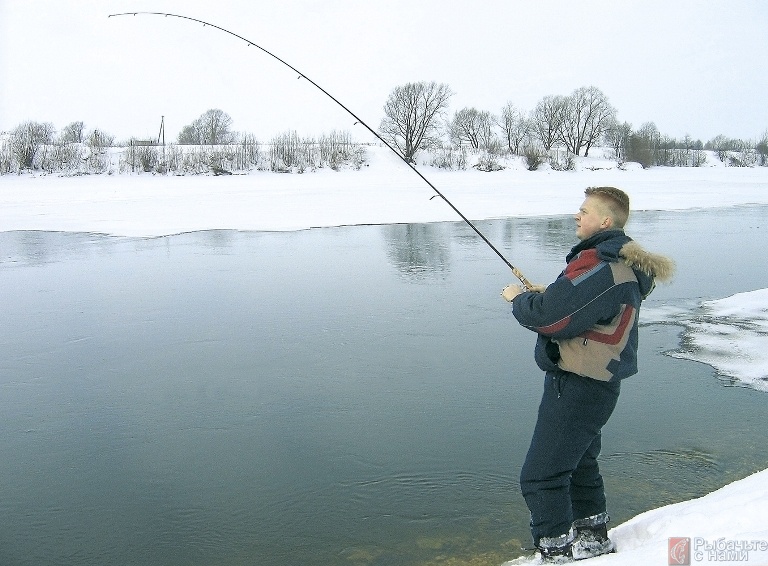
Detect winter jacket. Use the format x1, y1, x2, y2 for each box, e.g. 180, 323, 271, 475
512, 230, 675, 382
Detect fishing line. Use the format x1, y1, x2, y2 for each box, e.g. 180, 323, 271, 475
109, 11, 533, 288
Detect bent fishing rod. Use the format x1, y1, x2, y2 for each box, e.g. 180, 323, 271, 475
109, 11, 534, 289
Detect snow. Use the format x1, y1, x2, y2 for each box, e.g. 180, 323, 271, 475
2, 146, 768, 237
503, 468, 768, 565
643, 290, 768, 393
3, 147, 768, 566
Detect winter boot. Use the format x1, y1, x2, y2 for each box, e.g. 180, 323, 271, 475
536, 531, 574, 563
571, 513, 616, 560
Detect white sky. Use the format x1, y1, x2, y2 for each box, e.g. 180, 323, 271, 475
1, 0, 767, 143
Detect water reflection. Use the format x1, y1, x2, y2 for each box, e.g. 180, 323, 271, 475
380, 215, 576, 282
382, 223, 450, 279
0, 230, 119, 266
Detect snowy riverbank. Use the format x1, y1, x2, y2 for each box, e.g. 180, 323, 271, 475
2, 147, 768, 565
504, 466, 768, 565
2, 146, 768, 237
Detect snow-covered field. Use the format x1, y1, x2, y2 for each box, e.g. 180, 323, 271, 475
2, 146, 768, 236
2, 147, 768, 565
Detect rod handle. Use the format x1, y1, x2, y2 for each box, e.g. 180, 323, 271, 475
512, 267, 535, 291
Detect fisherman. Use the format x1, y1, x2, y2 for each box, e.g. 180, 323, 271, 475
501, 186, 674, 562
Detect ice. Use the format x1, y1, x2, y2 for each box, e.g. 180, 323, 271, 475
642, 289, 768, 392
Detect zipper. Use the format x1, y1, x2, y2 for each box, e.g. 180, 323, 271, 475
553, 372, 566, 398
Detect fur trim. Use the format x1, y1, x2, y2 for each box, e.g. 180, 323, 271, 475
619, 241, 675, 282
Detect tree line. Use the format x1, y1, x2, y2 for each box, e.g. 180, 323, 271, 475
0, 113, 366, 175
378, 81, 768, 170
2, 84, 767, 175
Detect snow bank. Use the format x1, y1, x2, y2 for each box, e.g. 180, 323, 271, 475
2, 146, 768, 237
607, 467, 768, 565
503, 468, 768, 565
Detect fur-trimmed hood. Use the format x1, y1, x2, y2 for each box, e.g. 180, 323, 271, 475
570, 230, 675, 299
619, 240, 676, 282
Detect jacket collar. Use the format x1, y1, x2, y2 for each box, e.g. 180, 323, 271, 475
566, 230, 631, 263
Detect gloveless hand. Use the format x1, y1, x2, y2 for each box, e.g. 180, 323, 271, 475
501, 284, 524, 302
501, 283, 547, 302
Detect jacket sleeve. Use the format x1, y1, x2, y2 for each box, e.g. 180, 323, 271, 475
511, 250, 622, 339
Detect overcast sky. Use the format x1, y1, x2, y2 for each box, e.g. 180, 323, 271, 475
1, 0, 766, 143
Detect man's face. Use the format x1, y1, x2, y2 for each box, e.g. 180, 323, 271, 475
574, 196, 609, 240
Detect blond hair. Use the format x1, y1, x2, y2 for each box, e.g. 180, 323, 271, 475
585, 186, 630, 228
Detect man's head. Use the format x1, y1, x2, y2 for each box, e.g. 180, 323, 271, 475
574, 186, 630, 240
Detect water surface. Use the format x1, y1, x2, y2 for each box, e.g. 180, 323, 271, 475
1, 206, 767, 566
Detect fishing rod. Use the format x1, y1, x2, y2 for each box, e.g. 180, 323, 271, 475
109, 11, 534, 289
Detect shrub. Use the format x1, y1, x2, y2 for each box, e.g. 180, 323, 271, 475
46, 142, 84, 174
10, 121, 54, 170
626, 134, 654, 168
548, 150, 575, 171
268, 130, 366, 173
757, 137, 768, 166
0, 136, 14, 174
137, 146, 159, 172
428, 148, 467, 170
474, 151, 504, 172
523, 144, 546, 171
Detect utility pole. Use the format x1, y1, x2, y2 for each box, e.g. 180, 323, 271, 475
157, 116, 166, 173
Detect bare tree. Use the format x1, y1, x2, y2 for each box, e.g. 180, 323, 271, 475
86, 129, 115, 151
626, 122, 660, 168
529, 95, 567, 151
84, 129, 115, 173
379, 81, 453, 163
756, 129, 768, 166
59, 121, 85, 144
199, 109, 235, 145
498, 102, 529, 155
449, 107, 495, 150
178, 109, 235, 145
707, 134, 733, 162
449, 108, 478, 149
177, 124, 199, 145
476, 111, 498, 152
604, 120, 633, 161
559, 86, 616, 157
10, 121, 55, 170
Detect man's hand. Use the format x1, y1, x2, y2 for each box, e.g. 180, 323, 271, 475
501, 283, 547, 302
501, 284, 524, 302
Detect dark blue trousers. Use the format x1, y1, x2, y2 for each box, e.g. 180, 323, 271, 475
520, 370, 621, 546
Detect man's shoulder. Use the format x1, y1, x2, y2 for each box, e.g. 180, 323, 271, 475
563, 249, 606, 284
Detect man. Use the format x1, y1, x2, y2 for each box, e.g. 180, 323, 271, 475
501, 187, 674, 562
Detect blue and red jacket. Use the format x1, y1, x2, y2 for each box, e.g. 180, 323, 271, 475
512, 230, 672, 382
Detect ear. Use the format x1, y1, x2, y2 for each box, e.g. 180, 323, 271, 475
601, 216, 614, 229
